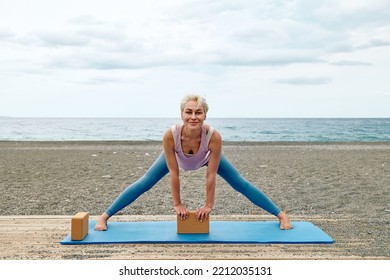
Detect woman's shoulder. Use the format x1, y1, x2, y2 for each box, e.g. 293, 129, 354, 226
204, 124, 213, 132
163, 126, 174, 141
211, 129, 222, 141
204, 124, 219, 134
163, 124, 180, 144
205, 125, 221, 143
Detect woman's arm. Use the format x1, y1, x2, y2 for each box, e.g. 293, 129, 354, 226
196, 130, 222, 222
163, 128, 189, 220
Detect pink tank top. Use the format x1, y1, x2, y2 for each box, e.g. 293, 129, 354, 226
172, 124, 213, 171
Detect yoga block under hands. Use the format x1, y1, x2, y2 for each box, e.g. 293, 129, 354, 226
177, 211, 209, 234
71, 212, 89, 240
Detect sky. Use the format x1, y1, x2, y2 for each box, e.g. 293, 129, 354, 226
0, 0, 390, 118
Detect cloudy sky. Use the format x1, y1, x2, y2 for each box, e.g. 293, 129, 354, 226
1, 0, 389, 118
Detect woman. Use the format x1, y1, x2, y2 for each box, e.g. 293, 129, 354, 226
95, 95, 292, 230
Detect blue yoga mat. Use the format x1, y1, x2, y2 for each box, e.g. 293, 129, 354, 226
60, 220, 334, 244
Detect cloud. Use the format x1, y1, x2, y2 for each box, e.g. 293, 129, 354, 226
0, 0, 389, 119
355, 39, 390, 50
0, 28, 14, 39
275, 77, 332, 85
38, 33, 90, 47
3, 1, 388, 75
292, 0, 390, 30
325, 43, 355, 53
68, 14, 107, 26
75, 76, 131, 85
213, 52, 324, 67
329, 60, 372, 66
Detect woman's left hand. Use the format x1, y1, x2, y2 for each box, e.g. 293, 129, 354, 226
196, 206, 212, 222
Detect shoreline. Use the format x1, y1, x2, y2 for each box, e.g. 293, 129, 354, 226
1, 140, 390, 145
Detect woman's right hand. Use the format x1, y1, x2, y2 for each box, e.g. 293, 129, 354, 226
174, 204, 189, 220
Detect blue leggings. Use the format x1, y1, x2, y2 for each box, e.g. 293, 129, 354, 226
106, 153, 281, 217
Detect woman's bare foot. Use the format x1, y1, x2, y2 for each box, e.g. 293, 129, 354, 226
94, 213, 109, 231
277, 211, 293, 230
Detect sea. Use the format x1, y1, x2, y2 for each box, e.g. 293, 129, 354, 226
0, 118, 389, 142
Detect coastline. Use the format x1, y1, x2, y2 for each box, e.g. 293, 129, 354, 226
0, 141, 389, 259
2, 139, 390, 144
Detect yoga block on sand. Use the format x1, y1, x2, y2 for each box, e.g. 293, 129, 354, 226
177, 211, 209, 234
71, 212, 89, 241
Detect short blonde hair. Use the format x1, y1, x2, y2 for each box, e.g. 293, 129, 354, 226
180, 95, 209, 115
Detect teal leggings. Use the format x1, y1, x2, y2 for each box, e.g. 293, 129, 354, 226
106, 153, 281, 217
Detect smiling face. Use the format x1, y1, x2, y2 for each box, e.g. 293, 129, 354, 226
181, 100, 206, 130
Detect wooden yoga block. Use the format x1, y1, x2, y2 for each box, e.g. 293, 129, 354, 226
177, 211, 209, 234
71, 212, 89, 241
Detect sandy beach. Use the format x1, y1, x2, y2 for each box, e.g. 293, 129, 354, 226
0, 141, 389, 259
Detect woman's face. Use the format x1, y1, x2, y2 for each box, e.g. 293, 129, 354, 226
181, 100, 206, 129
